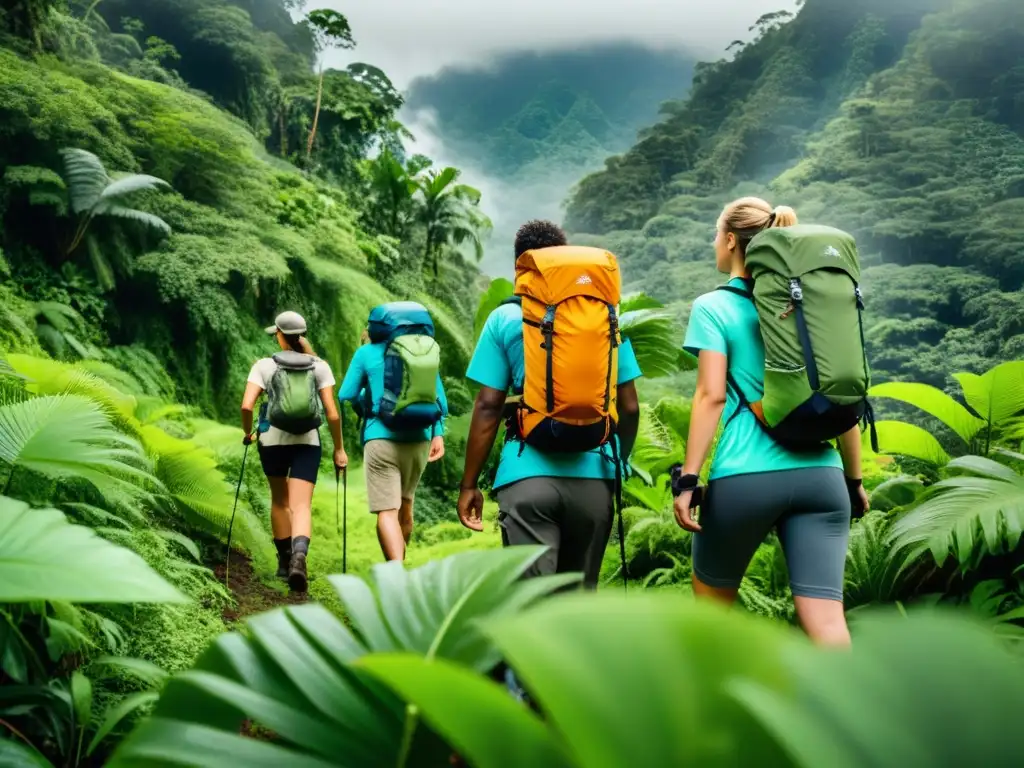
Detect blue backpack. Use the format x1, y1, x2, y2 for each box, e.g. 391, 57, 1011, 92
358, 302, 443, 432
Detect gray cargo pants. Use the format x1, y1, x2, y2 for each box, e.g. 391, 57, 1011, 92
496, 477, 614, 589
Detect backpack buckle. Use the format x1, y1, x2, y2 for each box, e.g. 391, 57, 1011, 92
854, 286, 864, 309
788, 279, 803, 302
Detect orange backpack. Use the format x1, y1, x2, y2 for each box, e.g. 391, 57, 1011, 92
507, 245, 622, 453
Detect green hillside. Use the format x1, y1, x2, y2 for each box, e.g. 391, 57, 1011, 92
565, 0, 1024, 390
404, 43, 695, 275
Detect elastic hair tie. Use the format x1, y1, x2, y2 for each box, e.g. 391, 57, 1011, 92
766, 211, 777, 228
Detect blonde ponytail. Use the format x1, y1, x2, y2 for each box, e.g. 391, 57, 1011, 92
719, 196, 798, 253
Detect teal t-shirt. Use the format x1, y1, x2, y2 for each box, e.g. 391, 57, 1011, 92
683, 277, 842, 481
466, 302, 644, 490
337, 343, 448, 444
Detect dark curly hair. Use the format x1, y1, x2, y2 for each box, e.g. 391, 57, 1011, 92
514, 219, 567, 259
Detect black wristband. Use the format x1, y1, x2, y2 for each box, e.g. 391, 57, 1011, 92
845, 477, 863, 491
669, 464, 700, 497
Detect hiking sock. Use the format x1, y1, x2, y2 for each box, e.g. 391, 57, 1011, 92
292, 535, 310, 556
274, 538, 291, 578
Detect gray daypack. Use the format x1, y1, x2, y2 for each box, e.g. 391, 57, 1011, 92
266, 351, 322, 434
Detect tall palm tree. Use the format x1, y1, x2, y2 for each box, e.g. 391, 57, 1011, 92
59, 148, 172, 290
417, 167, 492, 278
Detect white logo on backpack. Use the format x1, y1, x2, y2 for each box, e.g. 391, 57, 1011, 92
576, 274, 592, 285
824, 245, 842, 259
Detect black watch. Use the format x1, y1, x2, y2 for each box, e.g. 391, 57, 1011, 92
669, 464, 700, 497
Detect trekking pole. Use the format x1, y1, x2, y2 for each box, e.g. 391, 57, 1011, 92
342, 466, 348, 574
225, 439, 250, 586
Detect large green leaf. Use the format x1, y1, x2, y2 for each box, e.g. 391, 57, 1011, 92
0, 495, 185, 603
486, 595, 793, 767
869, 382, 984, 444
357, 654, 574, 768
60, 148, 108, 214
358, 593, 1024, 768
474, 278, 514, 342
870, 420, 950, 465
109, 547, 574, 766
0, 394, 156, 494
734, 612, 1024, 767
887, 455, 1024, 571
620, 309, 681, 380
954, 361, 1024, 428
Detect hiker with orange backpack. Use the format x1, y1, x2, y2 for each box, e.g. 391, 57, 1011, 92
457, 220, 642, 589
674, 197, 872, 647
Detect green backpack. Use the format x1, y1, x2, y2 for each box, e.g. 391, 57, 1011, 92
719, 224, 876, 451
266, 351, 323, 434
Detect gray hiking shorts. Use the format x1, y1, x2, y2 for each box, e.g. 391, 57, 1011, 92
692, 467, 851, 601
496, 477, 614, 590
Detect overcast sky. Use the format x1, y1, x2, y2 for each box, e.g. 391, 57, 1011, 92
321, 0, 797, 88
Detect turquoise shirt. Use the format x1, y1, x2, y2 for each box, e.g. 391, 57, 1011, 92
337, 343, 448, 444
466, 302, 644, 490
683, 277, 842, 481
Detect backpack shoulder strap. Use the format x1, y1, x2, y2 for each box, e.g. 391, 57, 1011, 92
499, 296, 522, 307
715, 281, 753, 299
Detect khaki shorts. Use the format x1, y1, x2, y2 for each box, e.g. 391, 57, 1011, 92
364, 439, 430, 512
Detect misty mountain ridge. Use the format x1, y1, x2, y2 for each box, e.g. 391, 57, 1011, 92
403, 42, 696, 275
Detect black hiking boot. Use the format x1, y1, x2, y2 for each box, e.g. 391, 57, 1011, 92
276, 553, 290, 579
288, 551, 308, 593
273, 538, 291, 579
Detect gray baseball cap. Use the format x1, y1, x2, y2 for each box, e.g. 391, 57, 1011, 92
264, 311, 307, 336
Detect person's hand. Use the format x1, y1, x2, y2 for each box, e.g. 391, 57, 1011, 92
847, 477, 870, 519
428, 435, 445, 462
673, 490, 701, 532
242, 432, 255, 446
334, 448, 348, 472
457, 486, 484, 532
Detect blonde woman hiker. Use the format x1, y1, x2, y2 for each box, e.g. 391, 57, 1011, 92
240, 311, 348, 593
674, 197, 871, 647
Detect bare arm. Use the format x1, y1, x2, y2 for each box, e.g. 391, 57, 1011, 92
319, 386, 344, 453
837, 425, 862, 478
241, 381, 263, 438
682, 350, 728, 475
616, 381, 640, 460
461, 386, 506, 488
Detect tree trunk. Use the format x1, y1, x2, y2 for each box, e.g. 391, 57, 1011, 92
306, 63, 325, 160
279, 109, 287, 158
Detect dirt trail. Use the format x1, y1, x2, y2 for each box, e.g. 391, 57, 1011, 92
212, 550, 306, 628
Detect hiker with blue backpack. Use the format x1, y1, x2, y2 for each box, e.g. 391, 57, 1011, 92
457, 220, 643, 589
241, 311, 348, 593
673, 197, 872, 647
338, 302, 449, 562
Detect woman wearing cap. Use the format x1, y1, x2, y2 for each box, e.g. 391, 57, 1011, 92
240, 311, 347, 592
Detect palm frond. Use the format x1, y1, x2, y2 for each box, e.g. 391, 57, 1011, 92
59, 148, 109, 214
100, 174, 172, 200
0, 394, 156, 497
91, 204, 171, 236
888, 455, 1024, 574
620, 309, 681, 380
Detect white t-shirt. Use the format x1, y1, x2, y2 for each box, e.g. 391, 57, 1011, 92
247, 357, 335, 447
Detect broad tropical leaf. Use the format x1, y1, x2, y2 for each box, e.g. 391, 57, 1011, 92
620, 309, 681, 379
357, 594, 1024, 768
99, 174, 172, 201
0, 495, 185, 603
888, 455, 1024, 572
60, 148, 108, 214
954, 361, 1024, 428
109, 547, 575, 767
869, 381, 984, 444
474, 277, 514, 342
871, 420, 950, 465
0, 394, 155, 495
0, 739, 53, 767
